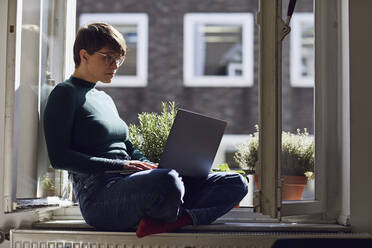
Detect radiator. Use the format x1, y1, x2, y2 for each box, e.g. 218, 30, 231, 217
10, 230, 372, 248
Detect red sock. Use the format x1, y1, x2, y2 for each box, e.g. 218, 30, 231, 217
136, 213, 193, 238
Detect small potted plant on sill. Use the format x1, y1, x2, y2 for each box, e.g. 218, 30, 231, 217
234, 125, 314, 201
41, 175, 55, 197
129, 101, 178, 163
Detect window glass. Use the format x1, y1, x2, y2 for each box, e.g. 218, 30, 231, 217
75, 6, 259, 209
115, 24, 137, 76
290, 13, 314, 87
194, 24, 243, 77
11, 0, 73, 202
184, 13, 254, 87
79, 13, 148, 87
282, 2, 315, 202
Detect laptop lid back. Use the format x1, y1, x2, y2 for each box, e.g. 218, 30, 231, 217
159, 109, 227, 178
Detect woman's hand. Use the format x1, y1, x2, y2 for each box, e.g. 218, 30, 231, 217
124, 160, 158, 171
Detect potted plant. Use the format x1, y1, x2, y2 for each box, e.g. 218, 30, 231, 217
41, 175, 55, 197
234, 125, 314, 200
129, 101, 177, 163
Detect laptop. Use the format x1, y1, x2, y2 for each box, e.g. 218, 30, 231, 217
106, 109, 227, 178
158, 109, 227, 178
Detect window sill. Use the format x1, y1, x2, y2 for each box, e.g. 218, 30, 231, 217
32, 207, 350, 233
32, 219, 350, 233
5, 197, 74, 214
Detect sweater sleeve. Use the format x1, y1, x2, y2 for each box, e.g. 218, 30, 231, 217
125, 139, 151, 163
43, 84, 125, 174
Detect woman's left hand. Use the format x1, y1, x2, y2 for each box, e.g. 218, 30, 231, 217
124, 160, 158, 171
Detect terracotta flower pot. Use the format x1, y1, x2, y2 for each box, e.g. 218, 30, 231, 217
253, 174, 307, 200
254, 173, 259, 189
281, 175, 307, 200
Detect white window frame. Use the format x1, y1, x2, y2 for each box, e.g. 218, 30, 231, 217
79, 13, 148, 87
290, 13, 314, 87
1, 0, 346, 225
280, 1, 342, 218
2, 0, 77, 213
183, 13, 254, 87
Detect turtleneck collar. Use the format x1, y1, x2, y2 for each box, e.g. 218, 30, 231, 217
70, 76, 97, 89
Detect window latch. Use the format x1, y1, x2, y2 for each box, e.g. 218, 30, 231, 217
279, 0, 297, 41
278, 18, 291, 41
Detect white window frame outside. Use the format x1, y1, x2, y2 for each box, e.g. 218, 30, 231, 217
290, 13, 314, 88
183, 13, 254, 87
79, 13, 148, 87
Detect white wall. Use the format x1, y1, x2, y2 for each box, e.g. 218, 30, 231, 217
349, 0, 372, 233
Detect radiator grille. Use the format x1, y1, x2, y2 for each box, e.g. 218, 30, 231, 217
11, 230, 372, 248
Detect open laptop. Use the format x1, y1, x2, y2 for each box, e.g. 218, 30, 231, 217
158, 109, 227, 178
106, 109, 227, 178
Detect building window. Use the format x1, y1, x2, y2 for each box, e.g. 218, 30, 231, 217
183, 13, 254, 87
290, 13, 314, 87
79, 13, 148, 87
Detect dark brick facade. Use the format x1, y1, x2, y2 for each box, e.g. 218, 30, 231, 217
76, 0, 313, 134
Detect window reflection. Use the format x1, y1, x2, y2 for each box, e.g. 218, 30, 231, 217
194, 24, 243, 77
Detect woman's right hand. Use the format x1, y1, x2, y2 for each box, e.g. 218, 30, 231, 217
124, 160, 158, 171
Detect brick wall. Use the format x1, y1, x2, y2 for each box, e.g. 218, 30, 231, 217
76, 0, 313, 134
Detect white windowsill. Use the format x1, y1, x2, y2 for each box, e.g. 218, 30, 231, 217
32, 206, 350, 233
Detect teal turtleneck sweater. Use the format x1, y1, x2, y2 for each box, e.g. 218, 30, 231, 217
44, 76, 149, 174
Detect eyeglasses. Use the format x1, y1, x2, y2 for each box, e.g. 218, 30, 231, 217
95, 52, 124, 67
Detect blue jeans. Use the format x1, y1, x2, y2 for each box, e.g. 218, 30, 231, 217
76, 169, 248, 231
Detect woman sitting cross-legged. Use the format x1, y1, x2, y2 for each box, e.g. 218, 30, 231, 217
43, 22, 248, 238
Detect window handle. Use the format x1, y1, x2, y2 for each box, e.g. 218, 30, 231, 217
279, 0, 298, 41
286, 0, 298, 25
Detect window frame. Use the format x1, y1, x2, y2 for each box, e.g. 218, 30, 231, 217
290, 12, 315, 88
79, 13, 149, 87
280, 0, 342, 218
1, 0, 345, 224
2, 0, 77, 213
183, 13, 254, 87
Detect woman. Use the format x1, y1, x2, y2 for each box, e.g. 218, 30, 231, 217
44, 23, 248, 238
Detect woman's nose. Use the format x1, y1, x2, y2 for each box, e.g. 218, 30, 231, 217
111, 61, 118, 70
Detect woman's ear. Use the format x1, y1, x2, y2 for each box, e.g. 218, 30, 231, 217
79, 49, 89, 64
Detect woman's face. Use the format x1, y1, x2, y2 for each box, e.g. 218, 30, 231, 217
86, 46, 123, 83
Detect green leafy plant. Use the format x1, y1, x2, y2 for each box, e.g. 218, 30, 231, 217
42, 175, 55, 191
234, 125, 259, 174
281, 128, 314, 177
129, 101, 178, 163
234, 125, 314, 178
211, 163, 248, 180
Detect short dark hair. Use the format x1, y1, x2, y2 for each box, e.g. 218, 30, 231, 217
73, 22, 127, 67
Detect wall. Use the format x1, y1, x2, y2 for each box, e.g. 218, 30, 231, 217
76, 0, 314, 134
349, 0, 372, 233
